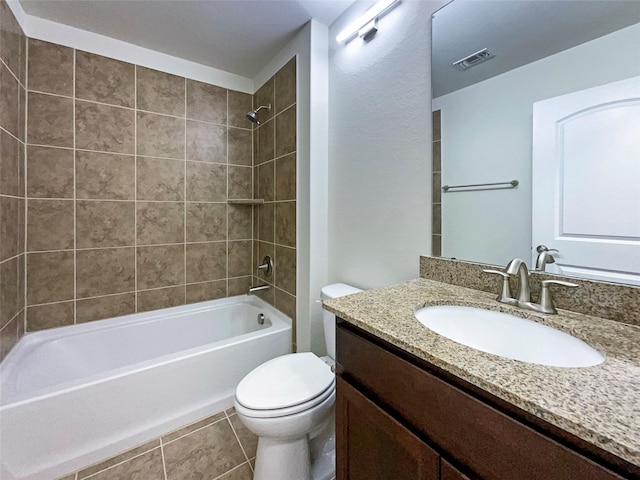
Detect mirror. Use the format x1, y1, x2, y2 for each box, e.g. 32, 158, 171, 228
431, 0, 640, 285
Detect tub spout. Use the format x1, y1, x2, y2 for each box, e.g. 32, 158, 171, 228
249, 284, 270, 294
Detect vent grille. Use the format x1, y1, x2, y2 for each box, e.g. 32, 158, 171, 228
453, 48, 495, 71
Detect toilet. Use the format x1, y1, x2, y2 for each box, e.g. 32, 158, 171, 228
234, 283, 363, 480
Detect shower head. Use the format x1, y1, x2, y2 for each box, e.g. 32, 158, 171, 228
246, 104, 271, 124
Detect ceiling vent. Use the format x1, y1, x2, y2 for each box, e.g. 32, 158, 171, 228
453, 48, 495, 71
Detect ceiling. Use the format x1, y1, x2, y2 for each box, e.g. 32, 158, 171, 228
432, 0, 640, 97
19, 0, 355, 79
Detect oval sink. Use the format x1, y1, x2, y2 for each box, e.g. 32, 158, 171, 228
415, 306, 604, 368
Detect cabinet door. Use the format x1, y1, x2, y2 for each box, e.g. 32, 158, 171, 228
336, 376, 439, 480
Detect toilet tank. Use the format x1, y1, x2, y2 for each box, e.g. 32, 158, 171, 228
321, 283, 363, 359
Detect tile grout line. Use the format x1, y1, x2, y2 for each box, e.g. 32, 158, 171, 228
24, 197, 253, 204
76, 445, 161, 480
72, 46, 77, 325
162, 415, 228, 446
226, 89, 230, 296
26, 88, 253, 130
251, 92, 256, 293
224, 411, 253, 469
183, 77, 187, 304
0, 124, 23, 145
0, 308, 23, 333
25, 238, 259, 255
211, 462, 252, 480
273, 75, 278, 296
0, 54, 27, 91
25, 143, 255, 167
159, 438, 169, 480
225, 89, 230, 297
134, 64, 138, 312
21, 37, 29, 336
24, 275, 252, 310
272, 77, 277, 296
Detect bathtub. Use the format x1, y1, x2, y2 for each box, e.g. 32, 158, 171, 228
0, 295, 291, 480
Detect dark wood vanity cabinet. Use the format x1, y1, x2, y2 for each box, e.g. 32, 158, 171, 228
335, 321, 635, 480
336, 376, 440, 480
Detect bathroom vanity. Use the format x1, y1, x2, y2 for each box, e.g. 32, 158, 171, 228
324, 279, 640, 480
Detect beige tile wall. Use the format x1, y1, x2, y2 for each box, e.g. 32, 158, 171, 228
251, 57, 297, 348
57, 407, 257, 480
432, 109, 441, 256
0, 0, 26, 361
24, 38, 256, 332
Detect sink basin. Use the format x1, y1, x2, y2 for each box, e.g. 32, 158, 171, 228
415, 306, 604, 368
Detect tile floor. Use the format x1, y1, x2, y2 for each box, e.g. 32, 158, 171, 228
58, 407, 256, 480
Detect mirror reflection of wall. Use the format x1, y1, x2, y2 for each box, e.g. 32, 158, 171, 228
432, 0, 640, 285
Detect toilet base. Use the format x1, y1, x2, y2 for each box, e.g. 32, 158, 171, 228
252, 413, 335, 480
254, 435, 310, 480
309, 412, 335, 480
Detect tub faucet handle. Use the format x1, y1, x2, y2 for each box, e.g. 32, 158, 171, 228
257, 255, 273, 277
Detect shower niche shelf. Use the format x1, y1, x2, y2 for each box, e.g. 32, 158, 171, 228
227, 199, 265, 205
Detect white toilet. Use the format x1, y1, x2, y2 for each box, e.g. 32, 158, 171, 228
234, 283, 363, 480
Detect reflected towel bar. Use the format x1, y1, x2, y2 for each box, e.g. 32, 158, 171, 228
442, 179, 519, 192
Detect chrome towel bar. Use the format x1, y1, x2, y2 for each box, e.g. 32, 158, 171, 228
442, 179, 519, 192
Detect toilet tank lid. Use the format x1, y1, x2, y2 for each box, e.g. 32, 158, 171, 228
321, 283, 363, 300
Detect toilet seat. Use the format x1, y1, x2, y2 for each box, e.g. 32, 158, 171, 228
236, 379, 335, 418
235, 352, 335, 418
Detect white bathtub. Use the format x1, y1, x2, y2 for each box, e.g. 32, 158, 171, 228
0, 295, 291, 480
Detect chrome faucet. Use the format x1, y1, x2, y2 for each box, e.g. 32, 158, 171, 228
505, 258, 532, 304
484, 258, 578, 314
534, 245, 558, 272
248, 285, 270, 294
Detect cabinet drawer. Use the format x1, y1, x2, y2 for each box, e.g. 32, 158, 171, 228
336, 323, 623, 480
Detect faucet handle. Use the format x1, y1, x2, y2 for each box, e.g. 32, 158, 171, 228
536, 279, 578, 314
542, 279, 578, 288
483, 269, 514, 303
536, 245, 559, 254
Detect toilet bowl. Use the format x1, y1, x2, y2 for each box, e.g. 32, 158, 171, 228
234, 283, 362, 480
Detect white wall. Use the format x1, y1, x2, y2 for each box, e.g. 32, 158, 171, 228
253, 21, 330, 354
433, 23, 640, 266
328, 0, 447, 289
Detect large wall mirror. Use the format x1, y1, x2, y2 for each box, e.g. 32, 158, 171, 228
432, 0, 640, 285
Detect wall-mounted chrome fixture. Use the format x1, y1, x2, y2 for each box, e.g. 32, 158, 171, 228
248, 285, 270, 294
246, 104, 271, 124
336, 0, 400, 44
257, 255, 273, 277
442, 179, 518, 192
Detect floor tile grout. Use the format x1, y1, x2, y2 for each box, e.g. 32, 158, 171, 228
225, 410, 254, 471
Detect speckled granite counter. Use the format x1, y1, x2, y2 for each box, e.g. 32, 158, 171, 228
323, 278, 640, 467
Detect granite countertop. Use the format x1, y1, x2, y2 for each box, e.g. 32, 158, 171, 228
323, 278, 640, 467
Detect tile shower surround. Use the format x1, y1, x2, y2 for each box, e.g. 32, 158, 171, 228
251, 57, 298, 347
0, 0, 26, 361
1, 17, 299, 479
22, 38, 262, 333
56, 407, 257, 480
